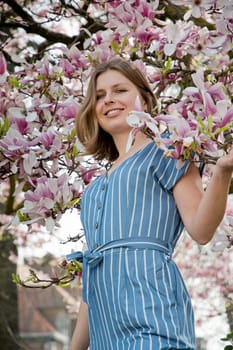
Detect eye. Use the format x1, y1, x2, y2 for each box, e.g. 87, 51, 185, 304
115, 88, 127, 93
96, 94, 104, 101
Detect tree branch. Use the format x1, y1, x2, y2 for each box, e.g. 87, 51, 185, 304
0, 0, 105, 50
159, 0, 216, 30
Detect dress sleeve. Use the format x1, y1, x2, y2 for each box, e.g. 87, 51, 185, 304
152, 148, 190, 191
152, 143, 205, 191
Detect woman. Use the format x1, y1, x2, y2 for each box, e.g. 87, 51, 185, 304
68, 58, 233, 350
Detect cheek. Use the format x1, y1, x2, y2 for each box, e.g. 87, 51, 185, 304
95, 101, 102, 118
95, 105, 104, 126
127, 93, 144, 111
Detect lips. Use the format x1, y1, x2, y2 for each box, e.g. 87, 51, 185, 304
105, 108, 124, 117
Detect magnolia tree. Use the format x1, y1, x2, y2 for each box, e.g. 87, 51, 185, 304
0, 0, 233, 343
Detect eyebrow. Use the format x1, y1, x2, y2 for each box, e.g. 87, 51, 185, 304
96, 83, 129, 93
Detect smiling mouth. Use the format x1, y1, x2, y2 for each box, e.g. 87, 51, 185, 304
105, 108, 124, 117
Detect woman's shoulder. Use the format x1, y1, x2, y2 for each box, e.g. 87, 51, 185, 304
137, 140, 164, 161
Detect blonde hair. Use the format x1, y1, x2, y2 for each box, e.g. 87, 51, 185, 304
76, 58, 156, 162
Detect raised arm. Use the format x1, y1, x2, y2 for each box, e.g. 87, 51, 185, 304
173, 150, 233, 245
70, 300, 90, 350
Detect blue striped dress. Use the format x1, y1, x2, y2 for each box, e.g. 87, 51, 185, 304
71, 141, 196, 349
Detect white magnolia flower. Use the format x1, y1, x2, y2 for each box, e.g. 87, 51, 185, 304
126, 110, 159, 152
126, 110, 159, 134
23, 151, 37, 175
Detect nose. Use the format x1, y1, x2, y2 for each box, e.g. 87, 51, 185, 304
103, 92, 114, 104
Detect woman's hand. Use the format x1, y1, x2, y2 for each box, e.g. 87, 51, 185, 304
215, 148, 233, 174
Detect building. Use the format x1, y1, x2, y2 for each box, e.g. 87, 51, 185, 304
18, 263, 81, 350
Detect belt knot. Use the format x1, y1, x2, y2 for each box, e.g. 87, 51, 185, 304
83, 250, 103, 267
66, 237, 173, 303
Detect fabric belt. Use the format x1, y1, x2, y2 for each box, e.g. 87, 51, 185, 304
66, 237, 173, 302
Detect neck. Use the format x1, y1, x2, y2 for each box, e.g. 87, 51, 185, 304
113, 131, 151, 160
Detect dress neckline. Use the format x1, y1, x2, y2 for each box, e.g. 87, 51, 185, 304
106, 140, 154, 179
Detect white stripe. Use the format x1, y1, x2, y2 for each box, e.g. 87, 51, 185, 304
125, 249, 141, 330
137, 151, 155, 235
117, 167, 124, 239
155, 187, 163, 239
102, 253, 121, 348
152, 252, 170, 339
116, 250, 132, 340
94, 261, 113, 347
128, 149, 152, 236
147, 180, 156, 237
165, 262, 180, 346
162, 191, 170, 241
134, 250, 148, 329
143, 250, 155, 350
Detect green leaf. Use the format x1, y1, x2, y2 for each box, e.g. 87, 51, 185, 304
111, 41, 120, 53
221, 332, 233, 342
207, 115, 213, 131
12, 273, 23, 285
70, 128, 76, 139
9, 76, 20, 88
162, 57, 172, 74
37, 74, 46, 80
58, 280, 72, 287
226, 302, 233, 310
224, 346, 233, 350
130, 47, 139, 54
196, 116, 206, 129
72, 144, 78, 157
87, 54, 95, 65
0, 116, 10, 137
17, 210, 29, 222
121, 36, 128, 50
67, 260, 82, 272
226, 332, 233, 340
191, 142, 197, 152
62, 198, 80, 210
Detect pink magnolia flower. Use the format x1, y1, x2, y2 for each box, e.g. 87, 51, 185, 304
7, 106, 38, 132
59, 45, 89, 77
0, 54, 8, 84
214, 101, 233, 128
135, 25, 159, 46
56, 97, 80, 121
19, 174, 74, 231
132, 0, 158, 20
39, 128, 62, 149
22, 151, 37, 175
0, 128, 38, 156
164, 21, 190, 56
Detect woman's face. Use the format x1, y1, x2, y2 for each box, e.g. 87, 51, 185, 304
95, 69, 146, 137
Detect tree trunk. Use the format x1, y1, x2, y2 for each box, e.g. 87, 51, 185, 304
226, 299, 233, 332
0, 231, 19, 349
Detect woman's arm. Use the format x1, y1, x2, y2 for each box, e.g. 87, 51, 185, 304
173, 151, 233, 245
70, 300, 90, 350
